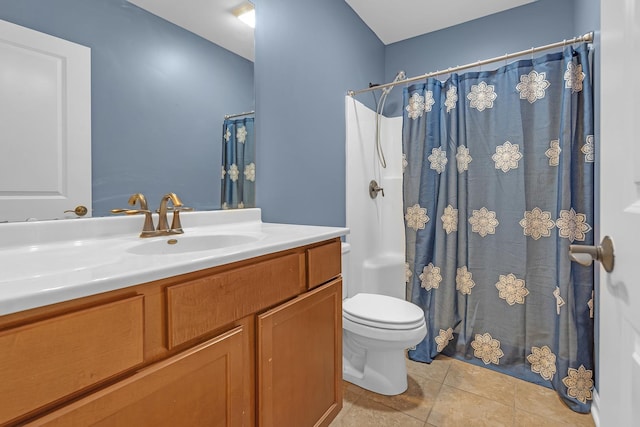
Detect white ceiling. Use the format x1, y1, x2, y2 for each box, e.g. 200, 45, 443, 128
345, 0, 538, 45
127, 0, 255, 61
127, 0, 538, 62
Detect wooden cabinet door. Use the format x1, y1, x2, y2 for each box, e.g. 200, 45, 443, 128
257, 279, 342, 427
29, 326, 248, 427
0, 296, 144, 426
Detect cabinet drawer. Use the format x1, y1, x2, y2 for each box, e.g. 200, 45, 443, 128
0, 296, 144, 425
28, 327, 246, 427
167, 252, 304, 348
306, 239, 341, 289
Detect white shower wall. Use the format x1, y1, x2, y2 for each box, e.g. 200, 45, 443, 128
345, 96, 405, 299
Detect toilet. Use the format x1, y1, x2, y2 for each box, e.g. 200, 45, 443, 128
341, 243, 427, 395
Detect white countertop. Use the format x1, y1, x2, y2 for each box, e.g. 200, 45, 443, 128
0, 209, 348, 316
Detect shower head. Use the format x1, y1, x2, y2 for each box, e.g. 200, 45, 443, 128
382, 70, 406, 95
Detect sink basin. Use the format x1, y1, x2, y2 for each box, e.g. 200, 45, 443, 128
126, 234, 262, 255
0, 240, 125, 281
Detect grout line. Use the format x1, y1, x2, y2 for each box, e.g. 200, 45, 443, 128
337, 360, 594, 427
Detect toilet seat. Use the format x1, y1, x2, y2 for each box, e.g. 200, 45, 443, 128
343, 293, 425, 330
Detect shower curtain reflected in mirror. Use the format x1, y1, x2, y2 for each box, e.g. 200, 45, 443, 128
221, 116, 255, 209
403, 44, 594, 413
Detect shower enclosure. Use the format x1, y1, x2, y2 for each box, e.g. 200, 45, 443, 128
345, 97, 405, 300
346, 39, 595, 414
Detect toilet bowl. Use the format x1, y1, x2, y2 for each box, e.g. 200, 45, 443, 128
341, 244, 427, 395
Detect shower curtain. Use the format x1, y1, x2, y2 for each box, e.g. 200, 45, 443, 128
403, 44, 594, 413
221, 116, 255, 209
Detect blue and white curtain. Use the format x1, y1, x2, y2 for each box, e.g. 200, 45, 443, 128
221, 117, 255, 209
403, 44, 594, 412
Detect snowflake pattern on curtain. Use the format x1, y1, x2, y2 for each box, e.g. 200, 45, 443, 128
244, 163, 256, 182
564, 62, 585, 93
419, 263, 442, 290
405, 262, 413, 283
435, 328, 454, 352
456, 267, 475, 295
406, 93, 427, 119
236, 126, 247, 143
402, 44, 595, 413
441, 205, 458, 234
428, 147, 448, 173
467, 81, 497, 111
445, 86, 458, 113
528, 346, 557, 381
405, 204, 430, 230
556, 208, 592, 242
228, 164, 239, 182
562, 366, 594, 403
469, 207, 499, 237
582, 135, 595, 162
516, 70, 550, 103
492, 141, 523, 172
545, 140, 561, 166
495, 274, 530, 305
520, 207, 555, 240
554, 287, 566, 315
471, 333, 504, 365
456, 145, 472, 172
221, 117, 255, 209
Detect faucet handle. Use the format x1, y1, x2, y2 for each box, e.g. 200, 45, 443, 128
111, 208, 151, 215
111, 208, 156, 236
157, 193, 186, 232
166, 206, 193, 212
169, 206, 193, 233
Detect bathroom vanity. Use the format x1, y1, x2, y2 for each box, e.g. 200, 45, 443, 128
0, 209, 346, 426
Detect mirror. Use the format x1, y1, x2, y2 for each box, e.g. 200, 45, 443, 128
0, 0, 254, 219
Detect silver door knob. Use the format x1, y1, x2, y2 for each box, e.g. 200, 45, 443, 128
569, 235, 615, 272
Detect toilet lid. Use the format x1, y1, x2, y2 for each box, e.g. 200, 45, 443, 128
343, 293, 425, 330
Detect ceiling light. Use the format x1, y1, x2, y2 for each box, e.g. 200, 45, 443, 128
233, 2, 255, 28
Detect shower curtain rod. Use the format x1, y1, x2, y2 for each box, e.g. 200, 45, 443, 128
347, 32, 593, 97
224, 110, 255, 120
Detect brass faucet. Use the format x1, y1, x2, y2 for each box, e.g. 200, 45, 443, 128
111, 193, 156, 237
111, 192, 192, 238
157, 192, 184, 234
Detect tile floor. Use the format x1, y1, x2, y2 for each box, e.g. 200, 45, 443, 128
329, 355, 595, 427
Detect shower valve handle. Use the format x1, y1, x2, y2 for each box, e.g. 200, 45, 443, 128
369, 180, 385, 198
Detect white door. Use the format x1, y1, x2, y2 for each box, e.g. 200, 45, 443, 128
598, 0, 640, 425
0, 19, 91, 222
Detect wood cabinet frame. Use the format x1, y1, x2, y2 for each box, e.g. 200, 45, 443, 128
0, 238, 342, 427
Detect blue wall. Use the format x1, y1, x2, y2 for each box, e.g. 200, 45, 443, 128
255, 0, 600, 228
383, 0, 587, 116
2, 0, 598, 229
0, 0, 254, 216
254, 0, 385, 227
